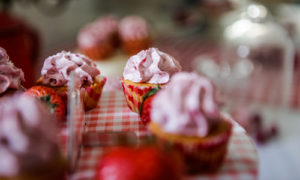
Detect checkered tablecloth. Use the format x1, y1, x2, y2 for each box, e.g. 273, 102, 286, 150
69, 91, 258, 180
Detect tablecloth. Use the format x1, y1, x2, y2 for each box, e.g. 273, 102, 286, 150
69, 91, 258, 180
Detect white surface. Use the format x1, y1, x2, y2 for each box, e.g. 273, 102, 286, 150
254, 108, 300, 180
94, 50, 129, 78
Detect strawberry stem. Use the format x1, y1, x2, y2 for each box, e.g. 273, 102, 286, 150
40, 95, 58, 109
139, 86, 161, 116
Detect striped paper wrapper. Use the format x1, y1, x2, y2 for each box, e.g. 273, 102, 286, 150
150, 120, 232, 174
121, 79, 160, 113
81, 77, 106, 111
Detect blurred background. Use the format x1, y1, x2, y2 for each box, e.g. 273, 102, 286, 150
1, 0, 300, 179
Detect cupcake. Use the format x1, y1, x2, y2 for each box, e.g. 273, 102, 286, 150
121, 47, 181, 113
78, 15, 118, 60
0, 94, 66, 180
0, 47, 25, 97
118, 15, 151, 55
149, 72, 232, 173
38, 51, 106, 111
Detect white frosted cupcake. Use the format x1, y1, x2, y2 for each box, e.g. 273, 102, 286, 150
121, 47, 181, 113
78, 15, 119, 60
38, 51, 106, 111
118, 15, 151, 55
149, 72, 232, 173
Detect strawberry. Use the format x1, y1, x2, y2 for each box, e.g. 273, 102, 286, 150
140, 87, 160, 125
96, 146, 183, 180
140, 96, 154, 125
25, 86, 66, 122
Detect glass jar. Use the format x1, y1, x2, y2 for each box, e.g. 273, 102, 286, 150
199, 3, 294, 108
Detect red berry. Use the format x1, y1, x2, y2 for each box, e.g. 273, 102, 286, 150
140, 95, 154, 125
25, 86, 66, 122
251, 113, 262, 129
270, 124, 279, 137
140, 87, 161, 125
255, 131, 268, 144
96, 146, 183, 180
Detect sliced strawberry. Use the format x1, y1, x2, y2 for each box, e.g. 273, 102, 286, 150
141, 96, 154, 125
140, 87, 160, 125
25, 86, 66, 122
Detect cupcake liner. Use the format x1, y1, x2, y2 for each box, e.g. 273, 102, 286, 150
150, 119, 232, 174
39, 77, 106, 111
121, 37, 151, 55
121, 79, 160, 113
81, 77, 106, 111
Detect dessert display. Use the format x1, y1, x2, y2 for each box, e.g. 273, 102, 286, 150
25, 86, 66, 122
0, 94, 66, 180
96, 146, 183, 180
121, 47, 181, 113
38, 51, 106, 111
0, 47, 25, 96
118, 15, 151, 55
77, 15, 119, 60
0, 7, 261, 179
149, 72, 232, 173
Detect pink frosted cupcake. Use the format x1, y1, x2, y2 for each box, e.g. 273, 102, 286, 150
0, 47, 25, 97
38, 51, 106, 111
118, 15, 151, 55
0, 94, 66, 180
121, 47, 181, 113
149, 72, 232, 173
78, 15, 118, 60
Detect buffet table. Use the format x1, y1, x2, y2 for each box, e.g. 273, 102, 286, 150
69, 91, 258, 180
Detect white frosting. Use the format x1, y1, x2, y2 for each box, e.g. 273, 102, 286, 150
123, 48, 181, 84
78, 15, 118, 48
118, 16, 149, 41
41, 51, 100, 87
151, 72, 220, 137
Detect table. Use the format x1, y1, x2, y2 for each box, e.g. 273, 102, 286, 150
69, 91, 258, 180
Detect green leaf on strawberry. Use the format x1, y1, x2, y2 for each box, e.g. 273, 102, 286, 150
25, 86, 66, 122
140, 86, 161, 125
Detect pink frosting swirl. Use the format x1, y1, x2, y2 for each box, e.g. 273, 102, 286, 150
151, 72, 220, 137
123, 48, 181, 84
78, 15, 118, 48
0, 47, 25, 94
0, 94, 60, 176
118, 15, 149, 41
41, 51, 100, 87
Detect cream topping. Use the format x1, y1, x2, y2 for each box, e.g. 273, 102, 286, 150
0, 47, 25, 94
123, 48, 181, 84
118, 15, 149, 41
41, 51, 100, 87
151, 72, 220, 137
